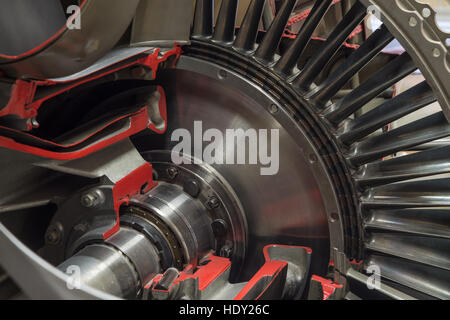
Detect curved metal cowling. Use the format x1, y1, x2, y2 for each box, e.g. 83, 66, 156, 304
0, 0, 141, 79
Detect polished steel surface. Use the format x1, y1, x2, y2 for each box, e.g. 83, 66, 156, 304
0, 223, 114, 299
58, 226, 161, 299
265, 245, 311, 299
363, 208, 450, 238
0, 0, 66, 57
132, 183, 215, 267
106, 227, 162, 286
346, 267, 416, 300
144, 150, 248, 278
58, 244, 140, 299
366, 254, 450, 299
366, 232, 450, 270
135, 56, 338, 279
37, 139, 148, 184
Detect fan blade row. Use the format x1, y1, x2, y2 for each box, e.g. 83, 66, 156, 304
311, 25, 394, 107
324, 52, 417, 125
191, 0, 450, 301
274, 0, 333, 76
364, 207, 450, 239
366, 254, 450, 299
348, 112, 450, 166
338, 81, 436, 145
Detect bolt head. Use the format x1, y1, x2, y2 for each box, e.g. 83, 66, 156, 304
269, 104, 279, 114
183, 180, 200, 198
166, 167, 179, 180
219, 245, 233, 259
45, 231, 59, 244
207, 196, 221, 209
211, 219, 228, 237
81, 190, 104, 208
81, 193, 96, 207
45, 224, 63, 245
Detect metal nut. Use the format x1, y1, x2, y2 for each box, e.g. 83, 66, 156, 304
166, 167, 179, 180
81, 189, 105, 208
219, 243, 233, 259
45, 223, 63, 245
206, 196, 221, 209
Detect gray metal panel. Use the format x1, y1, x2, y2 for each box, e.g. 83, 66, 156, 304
0, 0, 66, 57
131, 0, 194, 47
0, 223, 116, 300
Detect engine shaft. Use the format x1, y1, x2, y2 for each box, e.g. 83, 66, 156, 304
58, 227, 161, 299
57, 183, 216, 298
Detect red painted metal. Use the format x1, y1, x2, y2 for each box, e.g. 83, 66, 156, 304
0, 46, 181, 121
234, 260, 287, 300
311, 275, 344, 300
104, 163, 157, 239
177, 255, 232, 291
0, 47, 177, 160
150, 245, 312, 300
151, 254, 232, 294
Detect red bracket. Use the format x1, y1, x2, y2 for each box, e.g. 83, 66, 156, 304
104, 163, 157, 239
311, 275, 344, 300
152, 254, 232, 295
148, 245, 312, 300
